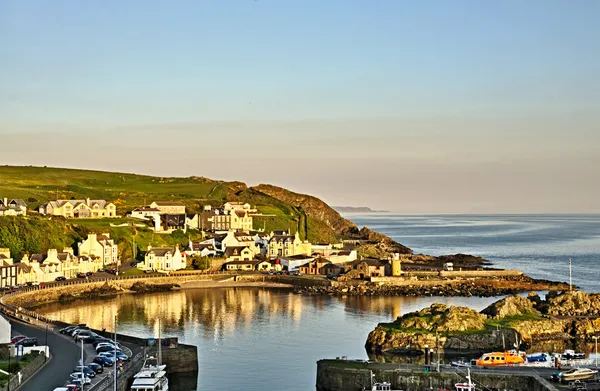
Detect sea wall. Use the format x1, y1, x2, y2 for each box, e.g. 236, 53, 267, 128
316, 360, 558, 391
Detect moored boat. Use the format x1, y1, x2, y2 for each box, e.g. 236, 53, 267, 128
555, 367, 598, 383
561, 350, 587, 360
131, 356, 169, 391
454, 368, 476, 391
475, 351, 525, 366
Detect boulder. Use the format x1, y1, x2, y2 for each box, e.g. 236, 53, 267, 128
481, 294, 540, 319
546, 291, 600, 317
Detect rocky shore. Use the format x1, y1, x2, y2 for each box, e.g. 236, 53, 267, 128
295, 275, 570, 297
365, 291, 600, 354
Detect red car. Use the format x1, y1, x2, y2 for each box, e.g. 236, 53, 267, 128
11, 335, 27, 344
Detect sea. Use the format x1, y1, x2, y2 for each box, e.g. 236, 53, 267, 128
36, 214, 600, 391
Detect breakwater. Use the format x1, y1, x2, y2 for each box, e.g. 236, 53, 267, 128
316, 359, 559, 391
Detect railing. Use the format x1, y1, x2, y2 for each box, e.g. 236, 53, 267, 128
88, 349, 146, 391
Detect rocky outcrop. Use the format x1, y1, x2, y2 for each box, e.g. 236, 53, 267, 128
130, 281, 179, 293
365, 290, 600, 354
481, 294, 540, 319
546, 290, 600, 316
58, 282, 120, 303
435, 254, 491, 267
358, 227, 412, 255
392, 303, 487, 332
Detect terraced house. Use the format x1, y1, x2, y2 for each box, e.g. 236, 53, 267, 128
0, 198, 27, 216
38, 198, 117, 218
78, 233, 119, 266
267, 231, 312, 258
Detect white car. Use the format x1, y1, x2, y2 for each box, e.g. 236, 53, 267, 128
69, 372, 91, 384
96, 342, 121, 351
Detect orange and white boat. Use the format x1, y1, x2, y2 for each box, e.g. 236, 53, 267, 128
476, 350, 525, 366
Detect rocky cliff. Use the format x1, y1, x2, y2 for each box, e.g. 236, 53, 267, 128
366, 291, 600, 354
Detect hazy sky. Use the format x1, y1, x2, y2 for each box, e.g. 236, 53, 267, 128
1, 1, 599, 213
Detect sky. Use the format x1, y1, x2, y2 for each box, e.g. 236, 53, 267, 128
1, 0, 599, 213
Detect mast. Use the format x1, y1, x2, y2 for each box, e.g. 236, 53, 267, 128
114, 316, 118, 391
158, 314, 162, 365
81, 339, 85, 391
569, 258, 572, 291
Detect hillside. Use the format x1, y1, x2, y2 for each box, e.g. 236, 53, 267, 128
0, 166, 411, 251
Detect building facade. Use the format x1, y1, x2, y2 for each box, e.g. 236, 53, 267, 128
150, 201, 186, 215
0, 249, 17, 288
267, 231, 312, 258
78, 233, 119, 266
0, 198, 27, 216
139, 245, 185, 272
39, 199, 116, 218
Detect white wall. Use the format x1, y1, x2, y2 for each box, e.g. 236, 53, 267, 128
0, 316, 11, 344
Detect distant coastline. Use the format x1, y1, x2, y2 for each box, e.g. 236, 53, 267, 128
333, 206, 388, 213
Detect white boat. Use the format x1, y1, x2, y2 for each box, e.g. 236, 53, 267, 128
363, 371, 404, 391
131, 356, 169, 391
558, 367, 598, 382
455, 368, 476, 391
561, 350, 587, 360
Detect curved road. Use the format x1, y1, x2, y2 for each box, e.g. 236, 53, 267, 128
10, 319, 80, 391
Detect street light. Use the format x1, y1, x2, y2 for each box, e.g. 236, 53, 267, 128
593, 336, 599, 368
424, 344, 429, 365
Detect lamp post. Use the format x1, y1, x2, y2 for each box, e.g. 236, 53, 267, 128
424, 345, 428, 365
45, 322, 48, 362
429, 349, 434, 367
593, 336, 599, 368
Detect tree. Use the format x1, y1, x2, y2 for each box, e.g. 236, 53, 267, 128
191, 255, 211, 270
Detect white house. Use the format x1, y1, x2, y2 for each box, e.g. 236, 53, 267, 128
186, 240, 217, 258
150, 201, 186, 215
279, 254, 315, 272
222, 231, 259, 255
78, 233, 119, 266
138, 245, 185, 272
0, 198, 27, 216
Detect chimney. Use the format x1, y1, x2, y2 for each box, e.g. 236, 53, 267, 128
47, 249, 58, 260
86, 197, 91, 206
21, 254, 30, 264
2, 198, 6, 206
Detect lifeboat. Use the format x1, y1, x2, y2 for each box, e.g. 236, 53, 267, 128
475, 351, 525, 366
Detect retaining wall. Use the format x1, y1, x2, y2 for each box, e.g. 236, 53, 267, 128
0, 351, 46, 391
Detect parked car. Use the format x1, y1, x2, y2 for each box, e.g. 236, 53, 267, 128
87, 362, 103, 374
73, 365, 96, 378
93, 355, 113, 367
11, 335, 28, 344
74, 330, 97, 341
55, 276, 66, 281
71, 327, 90, 337
99, 351, 128, 361
97, 345, 122, 354
69, 373, 91, 384
25, 281, 40, 287
76, 272, 87, 278
95, 342, 121, 350
86, 271, 93, 276
92, 337, 113, 347
15, 337, 37, 347
59, 326, 77, 334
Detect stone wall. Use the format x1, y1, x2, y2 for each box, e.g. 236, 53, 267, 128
0, 351, 46, 391
316, 360, 559, 391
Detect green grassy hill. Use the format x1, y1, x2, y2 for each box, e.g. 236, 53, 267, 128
0, 166, 412, 258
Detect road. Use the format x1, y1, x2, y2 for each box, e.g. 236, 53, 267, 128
10, 319, 79, 391
11, 319, 138, 391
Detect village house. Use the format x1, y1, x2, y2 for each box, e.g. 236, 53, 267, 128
255, 259, 283, 273
0, 249, 17, 288
222, 231, 259, 255
185, 214, 200, 229
39, 198, 117, 218
327, 250, 358, 264
223, 202, 258, 213
230, 210, 253, 231
160, 214, 186, 231
352, 258, 390, 278
78, 233, 119, 267
131, 206, 161, 220
279, 254, 314, 272
299, 258, 332, 275
268, 231, 312, 258
322, 263, 344, 277
224, 260, 260, 272
138, 245, 185, 272
224, 246, 254, 262
186, 240, 217, 258
19, 248, 81, 282
150, 201, 186, 215
0, 198, 27, 216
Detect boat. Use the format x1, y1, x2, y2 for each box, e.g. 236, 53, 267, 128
561, 350, 587, 360
450, 358, 476, 367
556, 368, 598, 382
363, 371, 404, 391
527, 352, 551, 363
454, 368, 476, 391
475, 351, 525, 366
131, 356, 169, 391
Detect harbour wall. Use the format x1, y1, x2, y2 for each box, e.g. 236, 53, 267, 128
316, 360, 559, 391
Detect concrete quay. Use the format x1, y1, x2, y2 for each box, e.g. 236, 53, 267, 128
316, 359, 565, 391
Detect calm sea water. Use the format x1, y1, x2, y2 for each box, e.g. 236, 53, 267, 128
36, 214, 600, 391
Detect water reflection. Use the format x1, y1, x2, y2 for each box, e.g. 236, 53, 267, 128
37, 288, 503, 391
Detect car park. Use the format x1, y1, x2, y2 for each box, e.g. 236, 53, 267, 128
69, 372, 91, 384
15, 337, 37, 347
73, 365, 96, 378
93, 355, 114, 366
87, 362, 103, 374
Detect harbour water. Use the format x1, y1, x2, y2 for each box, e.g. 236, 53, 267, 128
36, 214, 600, 390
